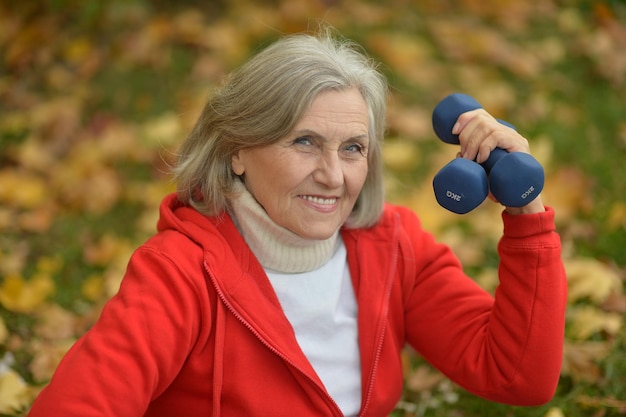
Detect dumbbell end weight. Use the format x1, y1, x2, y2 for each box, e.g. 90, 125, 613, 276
432, 93, 481, 144
432, 158, 489, 214
488, 153, 545, 207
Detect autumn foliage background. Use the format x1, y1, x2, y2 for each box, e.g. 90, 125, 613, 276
0, 0, 625, 415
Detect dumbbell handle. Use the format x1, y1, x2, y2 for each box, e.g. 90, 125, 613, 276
432, 93, 515, 145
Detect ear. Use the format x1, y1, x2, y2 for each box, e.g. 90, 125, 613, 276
231, 152, 245, 176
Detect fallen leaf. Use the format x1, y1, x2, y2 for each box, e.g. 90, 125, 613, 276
565, 258, 622, 303
405, 365, 446, 393
475, 268, 499, 294
561, 340, 611, 382
437, 227, 487, 267
81, 274, 105, 302
576, 394, 626, 410
366, 32, 443, 88
544, 407, 565, 417
0, 169, 48, 210
11, 135, 56, 172
0, 369, 30, 414
29, 339, 76, 383
0, 242, 29, 277
141, 112, 183, 148
607, 201, 626, 231
568, 305, 623, 340
0, 274, 55, 314
34, 304, 76, 340
382, 140, 421, 172
83, 234, 129, 267
17, 206, 54, 233
0, 316, 7, 345
386, 103, 433, 140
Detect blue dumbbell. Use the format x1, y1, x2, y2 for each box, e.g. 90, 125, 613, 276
432, 93, 544, 213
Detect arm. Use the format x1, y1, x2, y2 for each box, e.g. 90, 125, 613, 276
404, 207, 566, 405
28, 243, 206, 416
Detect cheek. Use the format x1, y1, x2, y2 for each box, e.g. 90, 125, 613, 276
347, 163, 369, 196
247, 160, 308, 202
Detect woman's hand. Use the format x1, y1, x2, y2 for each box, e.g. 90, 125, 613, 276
453, 108, 545, 214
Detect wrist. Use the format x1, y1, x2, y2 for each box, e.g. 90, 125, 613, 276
505, 196, 545, 215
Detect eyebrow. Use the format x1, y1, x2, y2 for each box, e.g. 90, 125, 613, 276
293, 129, 370, 143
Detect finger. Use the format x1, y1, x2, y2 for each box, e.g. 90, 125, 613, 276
458, 114, 531, 162
452, 109, 486, 158
457, 112, 500, 160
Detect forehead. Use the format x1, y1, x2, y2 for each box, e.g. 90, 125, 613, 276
296, 88, 369, 129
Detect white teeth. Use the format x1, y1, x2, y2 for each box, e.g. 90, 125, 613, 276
302, 195, 336, 205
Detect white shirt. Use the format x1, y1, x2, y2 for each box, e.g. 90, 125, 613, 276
266, 238, 362, 416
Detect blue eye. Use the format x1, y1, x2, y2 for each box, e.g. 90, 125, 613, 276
293, 136, 312, 146
344, 143, 367, 156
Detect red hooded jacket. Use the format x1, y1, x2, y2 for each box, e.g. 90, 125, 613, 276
28, 194, 567, 416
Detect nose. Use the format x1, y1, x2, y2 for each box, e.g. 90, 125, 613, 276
312, 151, 343, 189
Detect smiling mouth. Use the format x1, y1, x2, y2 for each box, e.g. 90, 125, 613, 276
299, 195, 338, 205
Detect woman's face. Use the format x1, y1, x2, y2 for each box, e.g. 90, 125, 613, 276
231, 88, 370, 240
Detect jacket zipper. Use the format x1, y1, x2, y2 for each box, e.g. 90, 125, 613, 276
204, 262, 345, 417
358, 220, 400, 417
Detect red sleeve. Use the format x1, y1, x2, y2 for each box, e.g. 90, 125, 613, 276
28, 243, 207, 416
404, 207, 566, 405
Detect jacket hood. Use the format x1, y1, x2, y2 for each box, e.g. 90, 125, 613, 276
156, 193, 241, 251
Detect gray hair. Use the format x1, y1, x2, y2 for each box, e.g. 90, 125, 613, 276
172, 28, 388, 228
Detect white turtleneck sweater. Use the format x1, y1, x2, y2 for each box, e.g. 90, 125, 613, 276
229, 181, 362, 416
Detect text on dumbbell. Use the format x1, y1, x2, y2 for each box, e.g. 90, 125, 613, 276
520, 186, 535, 199
446, 191, 462, 201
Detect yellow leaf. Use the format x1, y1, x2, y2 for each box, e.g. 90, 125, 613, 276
81, 275, 105, 302
565, 258, 622, 303
12, 136, 56, 171
0, 245, 28, 277
607, 201, 626, 231
382, 140, 421, 172
98, 121, 150, 161
83, 234, 130, 267
53, 157, 122, 215
62, 36, 92, 64
438, 227, 486, 267
544, 407, 565, 417
475, 268, 499, 294
141, 112, 182, 148
568, 305, 623, 340
0, 316, 7, 345
36, 256, 62, 275
0, 369, 30, 414
366, 33, 442, 88
0, 274, 55, 314
0, 169, 48, 209
543, 168, 593, 222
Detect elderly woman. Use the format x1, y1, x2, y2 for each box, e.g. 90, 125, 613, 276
28, 29, 566, 417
